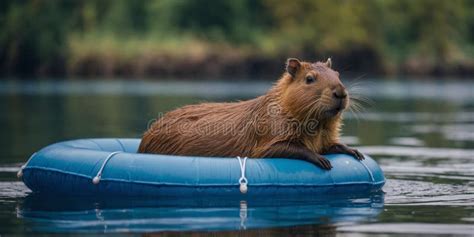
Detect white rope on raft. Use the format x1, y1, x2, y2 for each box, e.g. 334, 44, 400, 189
22, 151, 250, 190
236, 156, 248, 194
17, 152, 36, 179
92, 151, 122, 184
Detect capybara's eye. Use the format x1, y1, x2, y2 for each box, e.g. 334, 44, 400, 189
305, 75, 315, 84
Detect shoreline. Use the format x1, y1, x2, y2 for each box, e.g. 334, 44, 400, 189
2, 53, 474, 79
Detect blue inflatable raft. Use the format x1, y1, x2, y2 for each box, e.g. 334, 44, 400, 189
20, 138, 385, 197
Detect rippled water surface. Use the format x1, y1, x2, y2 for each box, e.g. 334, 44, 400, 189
0, 79, 473, 236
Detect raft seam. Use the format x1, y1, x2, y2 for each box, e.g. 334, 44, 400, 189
23, 166, 384, 187
115, 139, 126, 152
360, 160, 375, 182
89, 140, 104, 151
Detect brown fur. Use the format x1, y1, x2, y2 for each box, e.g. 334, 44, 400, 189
138, 58, 360, 168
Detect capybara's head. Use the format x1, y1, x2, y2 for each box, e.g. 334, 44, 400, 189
279, 58, 349, 122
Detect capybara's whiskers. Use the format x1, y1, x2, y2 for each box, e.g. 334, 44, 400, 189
350, 95, 373, 107
347, 79, 374, 111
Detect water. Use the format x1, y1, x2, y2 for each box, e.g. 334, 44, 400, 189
0, 79, 473, 236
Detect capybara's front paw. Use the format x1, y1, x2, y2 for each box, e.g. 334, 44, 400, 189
309, 154, 332, 170
347, 148, 365, 161
324, 143, 365, 161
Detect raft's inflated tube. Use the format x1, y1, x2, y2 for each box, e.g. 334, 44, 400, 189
21, 138, 385, 197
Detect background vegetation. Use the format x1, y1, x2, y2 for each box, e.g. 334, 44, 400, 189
1, 0, 473, 78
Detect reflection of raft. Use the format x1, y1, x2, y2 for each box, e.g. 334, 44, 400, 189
20, 138, 385, 197
17, 194, 384, 232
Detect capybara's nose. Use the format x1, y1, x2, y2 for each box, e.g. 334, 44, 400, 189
332, 89, 347, 99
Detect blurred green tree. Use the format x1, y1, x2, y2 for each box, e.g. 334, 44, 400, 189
0, 0, 473, 77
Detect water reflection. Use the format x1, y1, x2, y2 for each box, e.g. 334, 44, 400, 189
17, 193, 384, 233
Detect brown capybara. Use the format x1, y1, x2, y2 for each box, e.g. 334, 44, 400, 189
138, 58, 364, 169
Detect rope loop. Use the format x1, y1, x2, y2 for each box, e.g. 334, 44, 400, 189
92, 151, 122, 184
236, 156, 248, 194
17, 152, 36, 179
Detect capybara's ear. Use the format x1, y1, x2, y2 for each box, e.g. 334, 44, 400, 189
325, 58, 332, 68
286, 58, 301, 78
